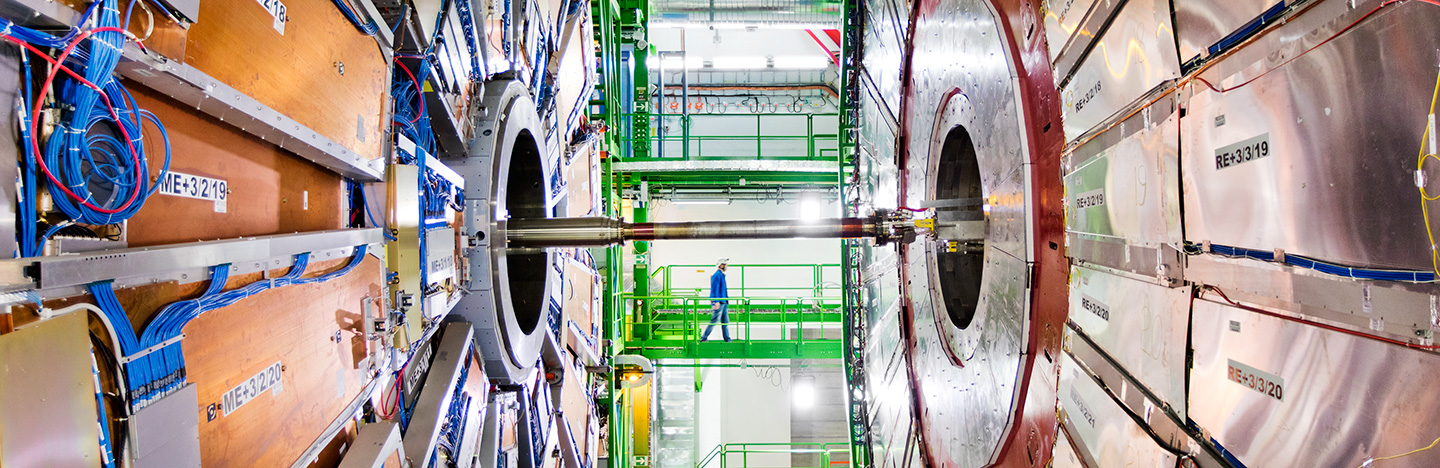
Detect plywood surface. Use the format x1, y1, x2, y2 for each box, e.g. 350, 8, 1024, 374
183, 256, 383, 468
124, 84, 345, 247
565, 144, 596, 217
563, 260, 597, 351
182, 0, 388, 160
62, 0, 387, 161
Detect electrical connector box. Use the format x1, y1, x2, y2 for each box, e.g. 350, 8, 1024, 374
130, 384, 202, 468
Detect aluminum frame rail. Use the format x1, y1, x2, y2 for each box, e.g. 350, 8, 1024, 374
0, 228, 383, 294
0, 0, 386, 181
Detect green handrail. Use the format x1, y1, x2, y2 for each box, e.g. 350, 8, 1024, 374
697, 443, 852, 468
613, 113, 841, 161
619, 294, 842, 346
649, 263, 843, 300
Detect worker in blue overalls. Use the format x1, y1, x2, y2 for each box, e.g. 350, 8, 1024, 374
701, 258, 732, 342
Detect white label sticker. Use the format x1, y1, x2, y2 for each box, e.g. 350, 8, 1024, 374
158, 171, 228, 213
253, 0, 288, 34
1073, 188, 1105, 209
222, 361, 283, 416
1227, 359, 1284, 401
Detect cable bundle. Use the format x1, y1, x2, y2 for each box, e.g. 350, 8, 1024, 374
392, 56, 437, 157
423, 169, 462, 224
1196, 242, 1437, 282
4, 0, 171, 256
97, 245, 371, 410
330, 0, 379, 35
430, 355, 473, 466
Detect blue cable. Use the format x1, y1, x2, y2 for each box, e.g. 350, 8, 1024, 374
119, 245, 369, 409
357, 182, 397, 241
1199, 242, 1436, 282
23, 0, 171, 229
330, 0, 379, 35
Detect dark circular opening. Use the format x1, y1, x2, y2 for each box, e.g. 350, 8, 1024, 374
932, 126, 984, 330
506, 129, 547, 335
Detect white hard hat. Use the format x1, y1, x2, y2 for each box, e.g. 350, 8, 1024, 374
716, 258, 730, 267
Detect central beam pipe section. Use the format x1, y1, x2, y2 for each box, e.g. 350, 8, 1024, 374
505, 217, 880, 248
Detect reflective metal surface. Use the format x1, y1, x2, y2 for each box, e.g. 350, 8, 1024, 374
893, 0, 1041, 464
404, 322, 478, 468
1173, 0, 1284, 62
1059, 0, 1179, 143
1057, 352, 1179, 468
1180, 1, 1440, 271
1064, 97, 1181, 246
1067, 265, 1190, 413
1189, 297, 1440, 467
452, 80, 551, 384
1041, 0, 1101, 64
15, 228, 381, 291
0, 312, 101, 468
1185, 254, 1440, 345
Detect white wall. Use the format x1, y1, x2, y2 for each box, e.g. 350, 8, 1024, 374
697, 364, 794, 467
649, 28, 830, 65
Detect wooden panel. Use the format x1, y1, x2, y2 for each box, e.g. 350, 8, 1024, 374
565, 144, 596, 217
123, 84, 345, 247
563, 260, 597, 354
57, 1, 383, 161
183, 256, 383, 468
12, 254, 382, 468
182, 0, 388, 160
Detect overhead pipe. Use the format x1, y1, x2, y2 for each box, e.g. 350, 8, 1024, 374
505, 216, 884, 248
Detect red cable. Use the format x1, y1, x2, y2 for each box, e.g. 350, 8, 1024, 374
1201, 285, 1440, 350
395, 59, 424, 125
7, 26, 146, 215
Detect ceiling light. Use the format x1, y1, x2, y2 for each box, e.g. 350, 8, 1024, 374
772, 55, 830, 70
712, 56, 768, 70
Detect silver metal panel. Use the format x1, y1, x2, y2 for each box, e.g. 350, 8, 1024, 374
1041, 0, 1102, 63
1067, 265, 1190, 413
1064, 97, 1181, 250
0, 312, 100, 468
1190, 297, 1440, 467
1059, 0, 1179, 143
1180, 2, 1440, 271
9, 228, 380, 291
131, 384, 202, 468
850, 0, 1040, 464
403, 322, 476, 468
0, 46, 22, 258
1048, 0, 1124, 84
453, 81, 548, 384
1173, 0, 1283, 62
1057, 352, 1179, 468
337, 421, 404, 468
1186, 254, 1440, 345
115, 49, 384, 181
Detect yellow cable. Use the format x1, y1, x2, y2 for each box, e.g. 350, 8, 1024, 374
1418, 64, 1440, 276
1358, 434, 1440, 467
